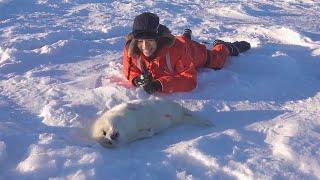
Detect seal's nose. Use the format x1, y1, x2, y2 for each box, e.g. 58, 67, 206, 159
110, 131, 119, 140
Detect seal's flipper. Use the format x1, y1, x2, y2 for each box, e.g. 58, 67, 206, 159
182, 109, 214, 127
137, 128, 154, 138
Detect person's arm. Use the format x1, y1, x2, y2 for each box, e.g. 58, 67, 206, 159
157, 49, 197, 93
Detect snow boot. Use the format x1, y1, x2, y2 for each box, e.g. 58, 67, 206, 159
183, 28, 192, 40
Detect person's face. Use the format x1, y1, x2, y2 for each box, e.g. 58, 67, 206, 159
137, 39, 157, 57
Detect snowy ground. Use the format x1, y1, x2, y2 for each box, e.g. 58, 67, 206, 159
0, 0, 320, 179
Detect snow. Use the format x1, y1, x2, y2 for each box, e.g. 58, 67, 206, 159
0, 140, 7, 163
0, 0, 319, 179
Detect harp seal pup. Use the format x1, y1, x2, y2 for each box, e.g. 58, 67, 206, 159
91, 98, 213, 148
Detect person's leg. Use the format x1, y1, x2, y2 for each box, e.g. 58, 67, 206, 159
180, 29, 249, 70
206, 44, 229, 70
206, 40, 251, 69
177, 32, 207, 69
213, 40, 251, 56
181, 29, 229, 70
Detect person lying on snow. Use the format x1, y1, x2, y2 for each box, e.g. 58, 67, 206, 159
123, 12, 251, 94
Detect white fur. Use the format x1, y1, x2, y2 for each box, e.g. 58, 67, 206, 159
92, 98, 213, 148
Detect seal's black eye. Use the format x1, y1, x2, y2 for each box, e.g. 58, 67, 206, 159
102, 130, 107, 136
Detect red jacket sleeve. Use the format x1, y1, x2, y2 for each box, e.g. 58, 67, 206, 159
123, 45, 141, 85
157, 47, 197, 93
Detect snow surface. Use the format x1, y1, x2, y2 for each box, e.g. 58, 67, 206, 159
0, 0, 320, 179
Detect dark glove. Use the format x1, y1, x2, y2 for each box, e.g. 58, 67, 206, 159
213, 39, 251, 56
132, 73, 152, 87
143, 80, 162, 94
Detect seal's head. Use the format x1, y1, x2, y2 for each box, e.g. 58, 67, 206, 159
91, 115, 127, 148
96, 128, 121, 148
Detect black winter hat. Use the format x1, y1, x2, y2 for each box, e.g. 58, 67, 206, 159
132, 12, 160, 39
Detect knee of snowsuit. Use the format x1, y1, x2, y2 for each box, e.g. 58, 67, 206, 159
208, 44, 229, 70
176, 35, 229, 70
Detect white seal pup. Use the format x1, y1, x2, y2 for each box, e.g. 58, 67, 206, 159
91, 98, 213, 148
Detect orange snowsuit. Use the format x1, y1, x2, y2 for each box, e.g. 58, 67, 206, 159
123, 35, 229, 93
